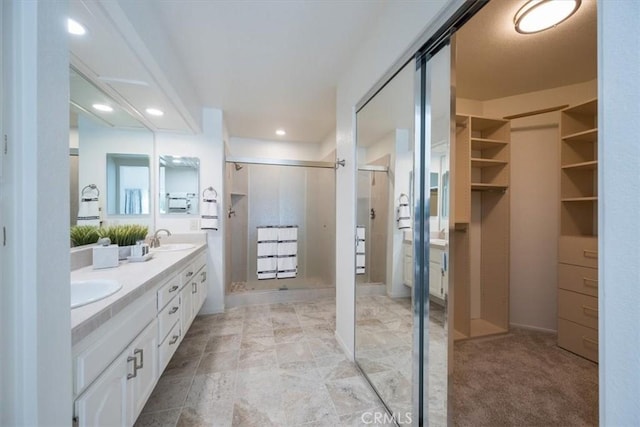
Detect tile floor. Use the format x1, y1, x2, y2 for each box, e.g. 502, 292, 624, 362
135, 298, 394, 427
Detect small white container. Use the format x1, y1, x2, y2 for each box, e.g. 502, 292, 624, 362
93, 245, 119, 269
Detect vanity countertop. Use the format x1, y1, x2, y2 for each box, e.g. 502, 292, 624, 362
70, 242, 207, 345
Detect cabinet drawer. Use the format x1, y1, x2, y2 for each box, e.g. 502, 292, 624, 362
180, 262, 197, 286
558, 263, 598, 297
559, 236, 598, 268
159, 321, 182, 372
158, 295, 181, 343
558, 318, 598, 362
157, 275, 181, 311
74, 296, 155, 396
558, 289, 598, 329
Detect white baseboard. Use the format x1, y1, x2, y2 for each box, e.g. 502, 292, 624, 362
334, 330, 354, 361
509, 322, 557, 334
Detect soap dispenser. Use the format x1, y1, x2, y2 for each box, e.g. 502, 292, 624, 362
92, 238, 119, 269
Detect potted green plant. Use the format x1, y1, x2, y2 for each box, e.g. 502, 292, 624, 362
97, 224, 149, 259
70, 225, 101, 247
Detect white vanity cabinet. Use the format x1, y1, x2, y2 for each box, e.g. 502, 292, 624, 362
74, 317, 158, 427
72, 246, 209, 427
429, 246, 446, 302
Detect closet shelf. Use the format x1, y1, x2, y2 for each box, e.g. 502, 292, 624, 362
471, 183, 508, 192
561, 160, 598, 170
471, 158, 508, 168
562, 128, 598, 143
470, 138, 509, 151
561, 196, 598, 202
469, 319, 507, 338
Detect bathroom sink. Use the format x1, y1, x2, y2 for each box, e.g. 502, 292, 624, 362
150, 243, 196, 252
430, 238, 448, 248
71, 279, 122, 309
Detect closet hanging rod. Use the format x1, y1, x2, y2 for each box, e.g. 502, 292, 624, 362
358, 165, 388, 173
503, 104, 569, 120
226, 156, 336, 170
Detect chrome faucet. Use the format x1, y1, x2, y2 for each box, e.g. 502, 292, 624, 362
150, 229, 171, 248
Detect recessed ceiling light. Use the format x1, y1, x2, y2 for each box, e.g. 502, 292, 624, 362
275, 129, 286, 136
145, 108, 164, 117
514, 0, 581, 34
67, 18, 86, 36
92, 103, 113, 112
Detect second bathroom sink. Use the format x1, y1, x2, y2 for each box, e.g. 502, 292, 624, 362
150, 243, 196, 252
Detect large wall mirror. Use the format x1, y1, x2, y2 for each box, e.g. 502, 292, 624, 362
354, 62, 415, 418
70, 67, 153, 228
159, 155, 200, 215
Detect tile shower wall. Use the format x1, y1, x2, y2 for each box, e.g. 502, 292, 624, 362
227, 161, 336, 290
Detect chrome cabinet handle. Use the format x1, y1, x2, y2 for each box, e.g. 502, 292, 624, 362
200, 271, 207, 282
127, 356, 137, 379
192, 282, 197, 294
134, 348, 143, 370
583, 250, 598, 259
169, 285, 179, 293
583, 277, 598, 288
583, 337, 598, 347
185, 271, 194, 278
169, 306, 179, 314
169, 335, 179, 345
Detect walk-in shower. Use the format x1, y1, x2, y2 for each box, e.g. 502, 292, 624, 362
225, 158, 336, 297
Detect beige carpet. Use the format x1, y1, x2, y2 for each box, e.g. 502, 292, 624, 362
453, 328, 598, 427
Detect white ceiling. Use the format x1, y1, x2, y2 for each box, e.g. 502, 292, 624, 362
69, 0, 597, 143
152, 1, 383, 143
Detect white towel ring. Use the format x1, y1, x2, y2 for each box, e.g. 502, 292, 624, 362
81, 184, 100, 198
399, 193, 409, 205
203, 187, 217, 199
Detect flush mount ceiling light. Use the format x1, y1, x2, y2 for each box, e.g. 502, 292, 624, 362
92, 103, 113, 112
67, 18, 86, 36
514, 0, 581, 34
275, 129, 286, 136
145, 108, 164, 117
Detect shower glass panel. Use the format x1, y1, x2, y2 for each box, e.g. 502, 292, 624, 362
226, 162, 335, 293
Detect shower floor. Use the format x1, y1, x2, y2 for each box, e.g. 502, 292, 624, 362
229, 277, 333, 293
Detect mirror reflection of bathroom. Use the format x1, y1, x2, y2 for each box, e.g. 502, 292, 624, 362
70, 66, 153, 227
224, 159, 335, 297
354, 62, 416, 418
106, 153, 151, 216
158, 155, 200, 215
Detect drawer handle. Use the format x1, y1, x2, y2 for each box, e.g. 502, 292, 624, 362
582, 305, 598, 318
186, 271, 194, 278
169, 285, 179, 293
133, 348, 143, 370
169, 335, 179, 345
583, 277, 598, 288
583, 250, 598, 259
126, 356, 137, 379
200, 271, 207, 282
582, 337, 598, 347
192, 282, 198, 294
169, 306, 179, 315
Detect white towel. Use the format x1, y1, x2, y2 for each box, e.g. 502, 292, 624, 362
257, 257, 277, 279
356, 226, 365, 275
258, 227, 278, 242
277, 256, 297, 279
168, 198, 188, 209
278, 226, 298, 242
277, 241, 297, 257
77, 198, 100, 227
201, 198, 218, 230
258, 242, 278, 257
397, 194, 411, 230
